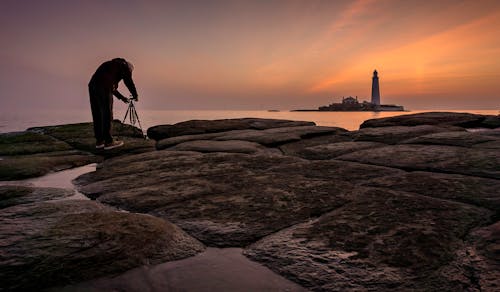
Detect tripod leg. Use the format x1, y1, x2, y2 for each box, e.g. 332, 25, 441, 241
132, 107, 145, 139
130, 105, 135, 125
131, 107, 137, 125
123, 103, 131, 124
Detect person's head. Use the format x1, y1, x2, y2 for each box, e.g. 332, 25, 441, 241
112, 58, 134, 72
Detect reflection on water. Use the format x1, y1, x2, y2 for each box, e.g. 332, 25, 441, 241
55, 248, 306, 292
0, 164, 97, 201
26, 164, 96, 190
0, 109, 498, 133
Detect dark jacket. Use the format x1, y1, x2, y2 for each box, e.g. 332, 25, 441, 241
89, 58, 138, 100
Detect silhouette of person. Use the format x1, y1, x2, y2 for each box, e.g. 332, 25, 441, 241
88, 58, 138, 150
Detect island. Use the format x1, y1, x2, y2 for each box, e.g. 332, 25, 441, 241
294, 70, 405, 111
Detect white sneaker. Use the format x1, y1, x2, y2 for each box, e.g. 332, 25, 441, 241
104, 140, 124, 150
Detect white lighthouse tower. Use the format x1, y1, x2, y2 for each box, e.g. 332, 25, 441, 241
371, 70, 380, 105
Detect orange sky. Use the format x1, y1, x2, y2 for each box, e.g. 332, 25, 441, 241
1, 0, 500, 110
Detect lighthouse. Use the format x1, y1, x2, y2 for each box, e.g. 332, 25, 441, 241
371, 70, 380, 105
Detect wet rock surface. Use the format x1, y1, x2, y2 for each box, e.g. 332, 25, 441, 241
1, 114, 499, 291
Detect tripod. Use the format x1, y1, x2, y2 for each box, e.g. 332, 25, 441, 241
123, 99, 146, 139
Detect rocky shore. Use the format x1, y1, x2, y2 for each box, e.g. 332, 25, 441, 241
1, 112, 499, 291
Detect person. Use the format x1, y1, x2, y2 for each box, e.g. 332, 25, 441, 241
88, 58, 139, 150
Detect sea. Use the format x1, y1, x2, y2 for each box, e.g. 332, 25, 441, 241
0, 108, 498, 133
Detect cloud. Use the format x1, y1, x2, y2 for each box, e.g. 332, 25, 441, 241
309, 9, 500, 100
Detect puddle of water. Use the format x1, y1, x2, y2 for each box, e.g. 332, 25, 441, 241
0, 164, 97, 201
26, 164, 96, 189
53, 247, 306, 292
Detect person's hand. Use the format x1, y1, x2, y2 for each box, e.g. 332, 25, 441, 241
121, 97, 130, 104
131, 95, 138, 102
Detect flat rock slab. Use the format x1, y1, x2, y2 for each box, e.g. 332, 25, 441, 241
360, 112, 500, 129
0, 131, 72, 155
30, 121, 154, 157
0, 121, 152, 181
0, 185, 74, 208
337, 144, 500, 179
401, 131, 499, 147
147, 118, 316, 140
278, 133, 353, 157
0, 129, 101, 181
362, 171, 500, 215
75, 151, 403, 247
52, 248, 306, 292
473, 140, 500, 149
244, 187, 491, 291
345, 125, 463, 144
0, 199, 204, 291
156, 132, 228, 149
469, 127, 500, 137
212, 126, 342, 146
156, 125, 345, 150
169, 140, 279, 154
295, 141, 387, 160
0, 150, 99, 180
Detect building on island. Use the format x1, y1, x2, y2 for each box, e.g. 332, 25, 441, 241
318, 70, 404, 112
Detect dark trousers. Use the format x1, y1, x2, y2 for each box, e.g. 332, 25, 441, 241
89, 84, 114, 144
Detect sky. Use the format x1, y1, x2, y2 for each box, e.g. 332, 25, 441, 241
1, 0, 500, 110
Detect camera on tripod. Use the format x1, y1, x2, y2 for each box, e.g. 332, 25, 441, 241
123, 96, 146, 139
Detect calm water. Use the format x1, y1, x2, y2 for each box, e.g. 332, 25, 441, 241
0, 108, 498, 133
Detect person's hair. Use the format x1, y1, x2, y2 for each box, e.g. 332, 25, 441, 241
112, 58, 134, 72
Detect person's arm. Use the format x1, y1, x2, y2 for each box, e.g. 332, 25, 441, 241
123, 69, 138, 101
113, 89, 129, 103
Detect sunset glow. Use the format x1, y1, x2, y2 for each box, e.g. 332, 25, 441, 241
1, 0, 500, 110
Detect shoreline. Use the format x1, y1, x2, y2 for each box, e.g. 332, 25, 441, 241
1, 109, 498, 134
291, 109, 409, 112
